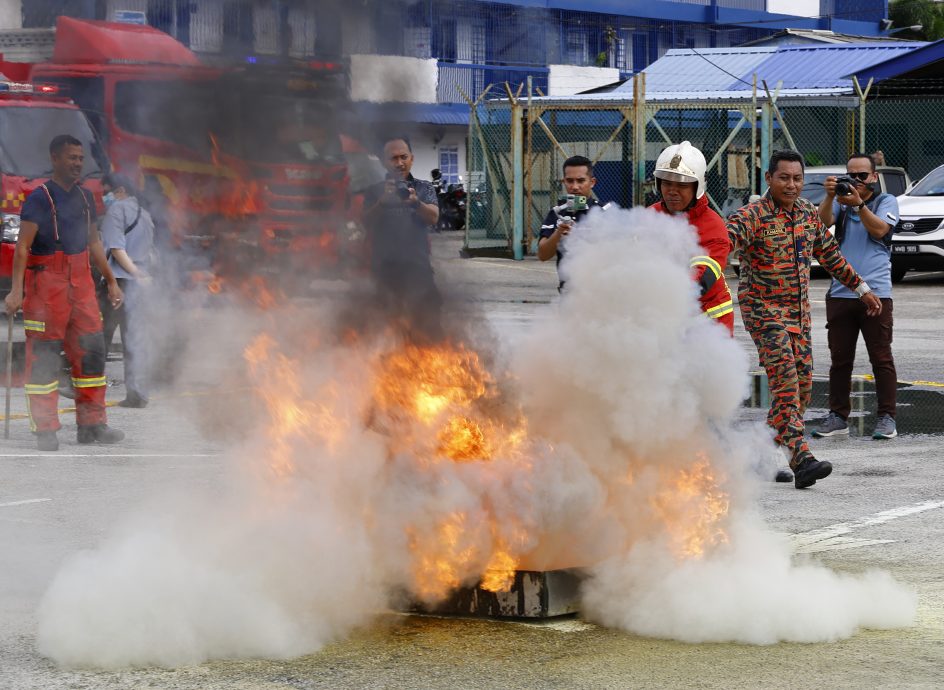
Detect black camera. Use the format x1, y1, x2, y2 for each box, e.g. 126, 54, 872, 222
834, 176, 856, 197
395, 180, 413, 200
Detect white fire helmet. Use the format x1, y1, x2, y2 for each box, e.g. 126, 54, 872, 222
654, 141, 707, 201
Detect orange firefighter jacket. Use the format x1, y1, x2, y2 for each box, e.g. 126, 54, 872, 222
650, 195, 734, 333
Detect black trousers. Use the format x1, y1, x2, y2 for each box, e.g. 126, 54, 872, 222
825, 296, 896, 419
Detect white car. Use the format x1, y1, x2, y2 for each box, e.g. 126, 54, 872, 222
892, 164, 944, 282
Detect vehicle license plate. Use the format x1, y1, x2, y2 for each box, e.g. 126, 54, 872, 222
892, 244, 920, 254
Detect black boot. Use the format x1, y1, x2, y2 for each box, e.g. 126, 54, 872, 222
793, 451, 833, 490
77, 424, 125, 444
118, 394, 147, 409
36, 431, 59, 452
774, 469, 793, 483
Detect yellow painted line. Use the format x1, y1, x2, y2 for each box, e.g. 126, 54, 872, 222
750, 371, 944, 389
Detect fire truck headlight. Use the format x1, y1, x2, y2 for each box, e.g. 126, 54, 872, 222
2, 214, 20, 243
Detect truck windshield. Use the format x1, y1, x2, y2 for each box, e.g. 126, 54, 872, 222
221, 96, 344, 165
0, 106, 104, 179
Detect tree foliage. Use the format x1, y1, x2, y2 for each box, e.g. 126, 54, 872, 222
889, 0, 944, 41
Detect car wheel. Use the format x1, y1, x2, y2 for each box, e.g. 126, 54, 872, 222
891, 263, 908, 283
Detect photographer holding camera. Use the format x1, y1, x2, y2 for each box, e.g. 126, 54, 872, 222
538, 155, 603, 290
362, 135, 441, 333
814, 154, 900, 440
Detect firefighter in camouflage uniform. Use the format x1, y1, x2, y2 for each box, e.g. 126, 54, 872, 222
727, 150, 883, 489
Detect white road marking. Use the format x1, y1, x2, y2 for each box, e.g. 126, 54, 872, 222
0, 498, 51, 508
790, 499, 944, 553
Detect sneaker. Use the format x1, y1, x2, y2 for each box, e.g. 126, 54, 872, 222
872, 414, 898, 440
36, 431, 59, 452
812, 412, 848, 438
793, 451, 833, 490
77, 424, 125, 445
118, 395, 148, 409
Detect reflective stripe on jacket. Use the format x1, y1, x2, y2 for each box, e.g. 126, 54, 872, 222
650, 195, 733, 322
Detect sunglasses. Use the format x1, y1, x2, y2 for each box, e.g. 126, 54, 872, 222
846, 171, 871, 181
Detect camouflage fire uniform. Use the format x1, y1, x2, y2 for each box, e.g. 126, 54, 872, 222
727, 195, 864, 468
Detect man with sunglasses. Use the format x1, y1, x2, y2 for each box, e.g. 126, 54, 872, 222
815, 153, 899, 440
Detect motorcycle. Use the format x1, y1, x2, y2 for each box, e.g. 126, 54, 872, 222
431, 168, 467, 232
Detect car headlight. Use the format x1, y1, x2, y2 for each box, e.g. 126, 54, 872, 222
2, 214, 20, 243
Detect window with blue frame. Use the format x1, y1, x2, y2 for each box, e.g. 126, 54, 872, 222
439, 147, 459, 185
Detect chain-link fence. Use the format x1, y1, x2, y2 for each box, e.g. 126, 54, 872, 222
466, 101, 515, 253
865, 98, 944, 183
465, 75, 944, 258
465, 75, 854, 257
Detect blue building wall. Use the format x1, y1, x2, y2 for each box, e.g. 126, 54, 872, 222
21, 0, 889, 102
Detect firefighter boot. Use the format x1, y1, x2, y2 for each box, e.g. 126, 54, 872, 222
36, 431, 59, 452
774, 469, 793, 483
77, 424, 125, 445
793, 450, 833, 490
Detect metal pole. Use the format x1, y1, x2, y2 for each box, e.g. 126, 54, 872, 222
526, 75, 534, 254
760, 101, 771, 195
5, 314, 13, 439
632, 72, 646, 206
751, 73, 757, 196
511, 98, 524, 261
852, 76, 874, 154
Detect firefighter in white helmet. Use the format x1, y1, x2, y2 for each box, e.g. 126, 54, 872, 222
648, 141, 734, 334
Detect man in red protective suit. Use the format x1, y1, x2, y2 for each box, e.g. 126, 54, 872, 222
4, 134, 125, 451
649, 141, 734, 334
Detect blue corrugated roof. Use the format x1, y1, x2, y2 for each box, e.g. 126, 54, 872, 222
607, 42, 929, 101
353, 102, 470, 126
614, 47, 776, 94
748, 43, 925, 90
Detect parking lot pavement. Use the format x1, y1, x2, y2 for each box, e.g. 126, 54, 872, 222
0, 234, 942, 689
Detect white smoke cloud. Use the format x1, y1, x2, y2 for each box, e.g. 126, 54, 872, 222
35, 207, 916, 669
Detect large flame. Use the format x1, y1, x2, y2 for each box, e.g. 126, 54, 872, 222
651, 455, 730, 558
243, 333, 730, 603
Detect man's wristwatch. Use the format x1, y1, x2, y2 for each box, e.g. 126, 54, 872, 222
855, 281, 872, 297
854, 202, 866, 211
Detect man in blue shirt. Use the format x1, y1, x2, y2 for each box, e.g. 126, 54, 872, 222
100, 173, 155, 409
814, 153, 899, 440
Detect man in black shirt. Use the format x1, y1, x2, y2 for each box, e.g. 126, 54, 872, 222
538, 155, 602, 290
362, 135, 441, 336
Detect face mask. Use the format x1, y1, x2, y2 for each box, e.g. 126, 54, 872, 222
103, 192, 115, 207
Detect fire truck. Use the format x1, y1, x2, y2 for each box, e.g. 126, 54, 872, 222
29, 17, 359, 287
0, 60, 107, 290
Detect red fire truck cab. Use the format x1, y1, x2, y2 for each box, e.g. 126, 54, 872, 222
31, 17, 358, 285
0, 63, 107, 289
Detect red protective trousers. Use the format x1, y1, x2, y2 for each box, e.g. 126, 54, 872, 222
23, 250, 107, 432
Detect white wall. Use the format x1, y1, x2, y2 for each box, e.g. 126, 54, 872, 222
548, 64, 621, 97
767, 0, 819, 17
0, 0, 21, 30
410, 124, 468, 186
350, 54, 438, 103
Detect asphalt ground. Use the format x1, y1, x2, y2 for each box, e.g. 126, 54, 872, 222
1, 233, 942, 689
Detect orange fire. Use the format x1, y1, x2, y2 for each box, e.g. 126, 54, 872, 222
209, 131, 263, 218
244, 333, 730, 603
651, 455, 730, 558
244, 333, 346, 478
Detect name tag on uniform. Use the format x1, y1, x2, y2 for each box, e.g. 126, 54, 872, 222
762, 225, 787, 237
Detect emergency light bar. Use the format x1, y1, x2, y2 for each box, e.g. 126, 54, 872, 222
0, 82, 59, 95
